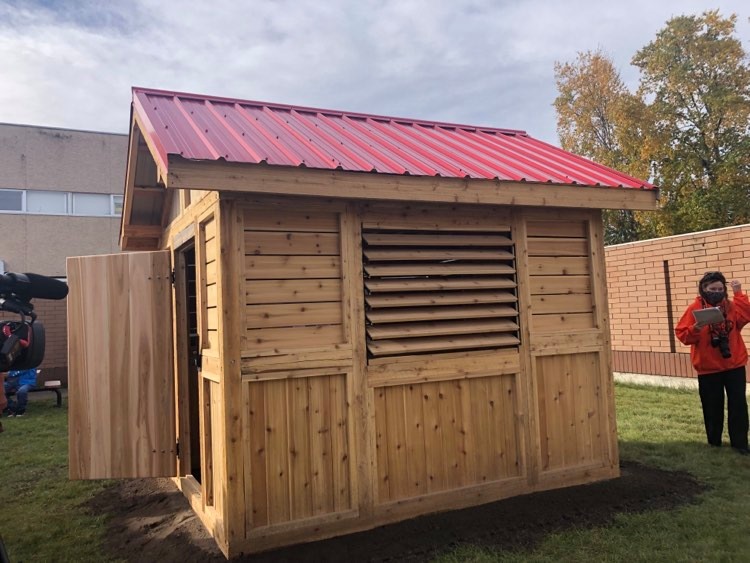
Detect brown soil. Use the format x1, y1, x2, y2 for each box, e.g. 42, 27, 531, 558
86, 461, 705, 562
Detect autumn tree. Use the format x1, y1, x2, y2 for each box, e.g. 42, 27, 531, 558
554, 50, 652, 244
554, 11, 750, 241
633, 10, 750, 235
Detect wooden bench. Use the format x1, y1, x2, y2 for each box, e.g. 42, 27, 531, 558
29, 380, 63, 407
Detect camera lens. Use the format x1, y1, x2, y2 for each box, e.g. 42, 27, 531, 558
719, 337, 731, 358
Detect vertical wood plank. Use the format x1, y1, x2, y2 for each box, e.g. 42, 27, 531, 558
535, 363, 550, 471
438, 381, 462, 488
404, 383, 428, 496
589, 354, 605, 462
589, 212, 618, 469
560, 354, 576, 467
201, 377, 214, 507
459, 379, 478, 485
470, 378, 492, 482
342, 203, 370, 515
288, 379, 313, 520
573, 355, 591, 464
512, 210, 539, 484
386, 386, 409, 499
217, 199, 246, 545
309, 376, 334, 516
500, 374, 520, 476
374, 387, 390, 501
422, 382, 447, 492
484, 376, 502, 476
210, 380, 226, 521
246, 382, 268, 529
266, 381, 291, 524
330, 374, 351, 512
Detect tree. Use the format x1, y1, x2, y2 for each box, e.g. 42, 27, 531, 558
632, 11, 750, 235
553, 50, 652, 244
553, 11, 750, 240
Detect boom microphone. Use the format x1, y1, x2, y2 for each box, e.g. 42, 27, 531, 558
0, 272, 69, 300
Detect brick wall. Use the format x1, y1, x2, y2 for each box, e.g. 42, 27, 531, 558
33, 298, 68, 385
605, 224, 750, 379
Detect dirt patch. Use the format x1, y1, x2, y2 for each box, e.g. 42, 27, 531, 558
86, 461, 705, 562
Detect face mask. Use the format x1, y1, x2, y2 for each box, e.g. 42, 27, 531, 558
704, 291, 726, 305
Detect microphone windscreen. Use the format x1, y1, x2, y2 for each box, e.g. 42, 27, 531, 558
23, 273, 69, 300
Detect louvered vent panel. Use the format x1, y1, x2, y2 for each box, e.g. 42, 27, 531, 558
363, 228, 520, 359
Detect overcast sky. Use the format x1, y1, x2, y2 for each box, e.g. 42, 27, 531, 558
0, 0, 747, 145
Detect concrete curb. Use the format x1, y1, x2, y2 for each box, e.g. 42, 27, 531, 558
614, 372, 750, 395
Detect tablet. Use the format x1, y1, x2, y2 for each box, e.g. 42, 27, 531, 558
692, 307, 724, 325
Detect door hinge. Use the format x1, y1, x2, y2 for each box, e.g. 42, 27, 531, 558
170, 269, 176, 285
175, 441, 180, 457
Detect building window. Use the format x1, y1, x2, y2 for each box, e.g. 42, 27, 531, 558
0, 189, 23, 211
0, 189, 123, 216
112, 195, 123, 215
362, 226, 520, 361
72, 193, 111, 215
26, 190, 68, 214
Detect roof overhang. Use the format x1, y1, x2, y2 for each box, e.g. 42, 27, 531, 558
166, 156, 659, 211
119, 113, 172, 250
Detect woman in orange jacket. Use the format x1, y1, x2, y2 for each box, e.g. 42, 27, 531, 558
675, 271, 750, 455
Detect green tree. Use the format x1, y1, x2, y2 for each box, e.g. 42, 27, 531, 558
554, 11, 750, 240
633, 10, 750, 235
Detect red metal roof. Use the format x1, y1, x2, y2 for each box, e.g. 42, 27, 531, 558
132, 87, 654, 190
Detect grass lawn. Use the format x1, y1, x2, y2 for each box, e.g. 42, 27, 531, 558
0, 399, 117, 563
1, 384, 749, 562
440, 383, 750, 562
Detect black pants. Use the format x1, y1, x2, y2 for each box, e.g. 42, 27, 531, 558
698, 366, 749, 449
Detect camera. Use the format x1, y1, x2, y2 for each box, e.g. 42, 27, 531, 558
710, 333, 732, 359
0, 272, 68, 372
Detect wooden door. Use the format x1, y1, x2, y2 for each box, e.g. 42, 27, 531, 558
67, 251, 177, 479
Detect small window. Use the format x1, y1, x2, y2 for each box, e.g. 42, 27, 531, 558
362, 226, 520, 361
0, 189, 23, 211
72, 193, 111, 216
26, 190, 68, 214
112, 195, 123, 215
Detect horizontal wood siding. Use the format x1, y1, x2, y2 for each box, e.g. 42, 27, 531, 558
243, 207, 345, 352
526, 220, 594, 332
374, 373, 521, 503
202, 216, 220, 352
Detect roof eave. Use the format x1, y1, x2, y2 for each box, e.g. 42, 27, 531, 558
166, 157, 659, 211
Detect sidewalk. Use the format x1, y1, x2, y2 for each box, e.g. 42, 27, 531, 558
614, 372, 750, 395
614, 372, 699, 390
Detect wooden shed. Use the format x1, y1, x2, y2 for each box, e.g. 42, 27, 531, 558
67, 87, 658, 558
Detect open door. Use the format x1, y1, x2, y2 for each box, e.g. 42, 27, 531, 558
67, 251, 177, 479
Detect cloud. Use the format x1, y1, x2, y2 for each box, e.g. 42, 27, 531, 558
0, 0, 747, 143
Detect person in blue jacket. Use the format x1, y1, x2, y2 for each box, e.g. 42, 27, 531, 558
3, 368, 37, 417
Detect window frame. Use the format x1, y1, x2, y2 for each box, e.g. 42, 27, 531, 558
0, 188, 123, 217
